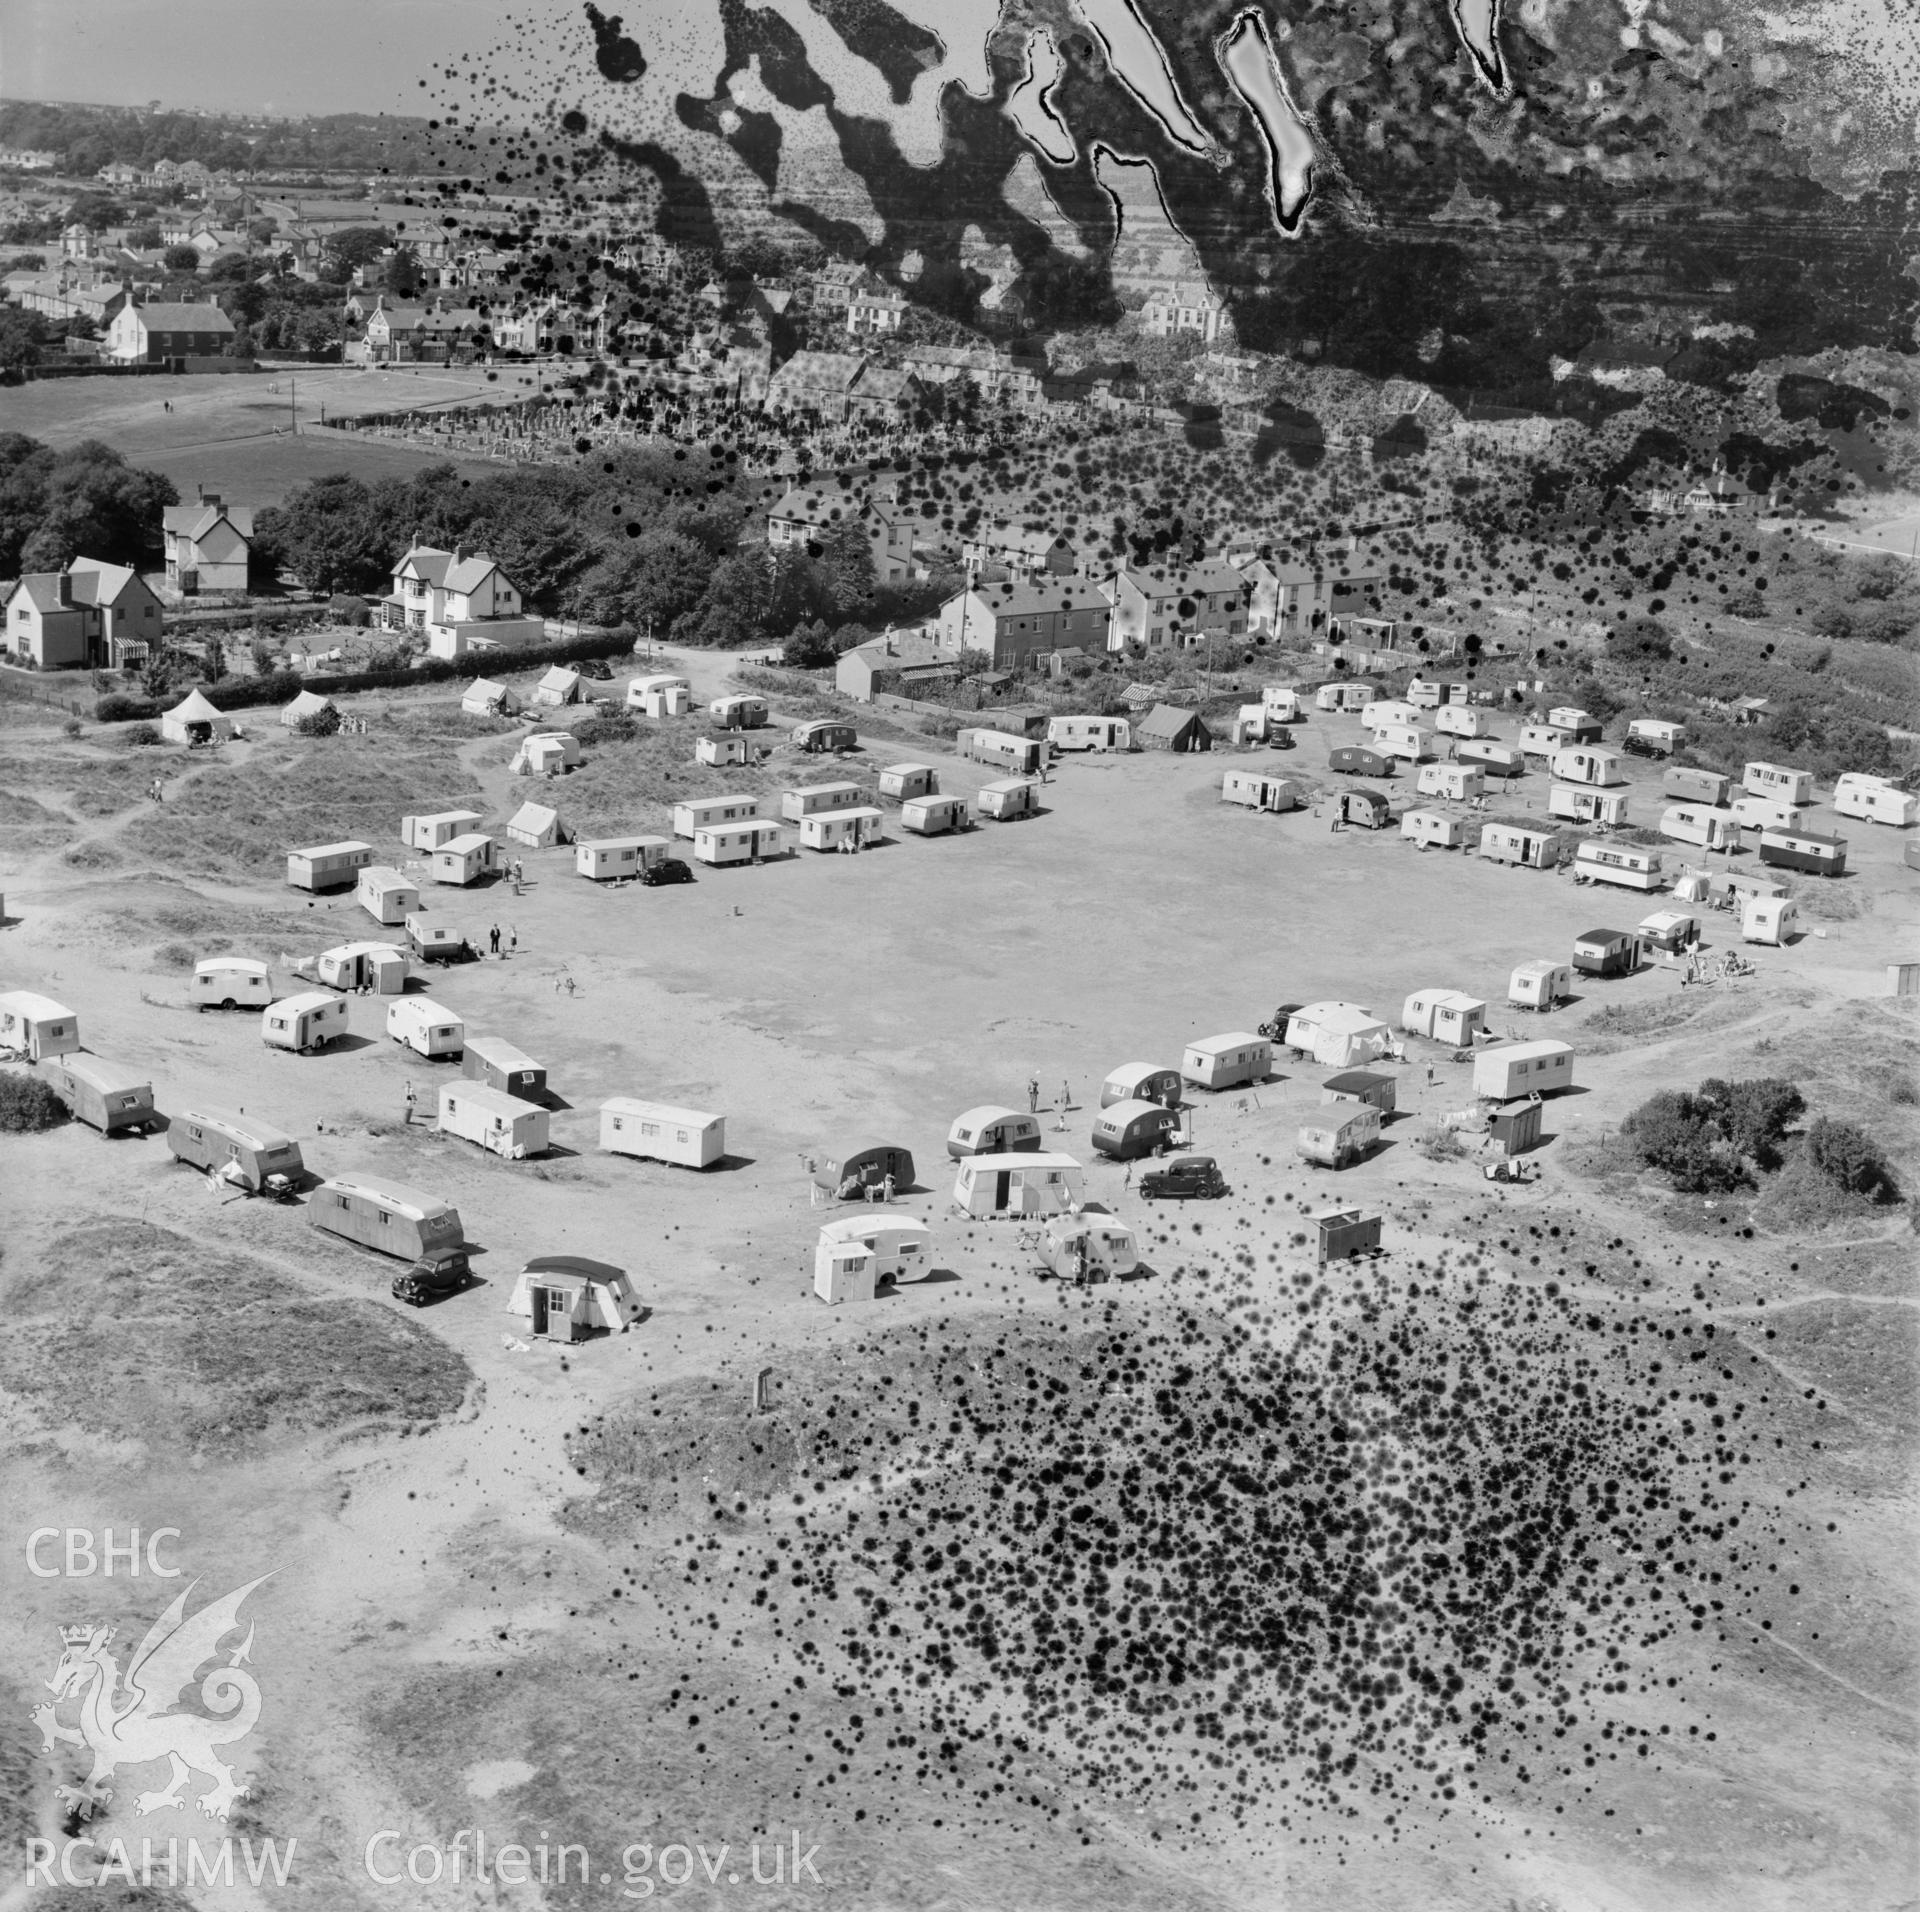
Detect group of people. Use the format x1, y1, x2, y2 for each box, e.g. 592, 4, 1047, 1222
486, 923, 518, 958
1027, 1076, 1072, 1115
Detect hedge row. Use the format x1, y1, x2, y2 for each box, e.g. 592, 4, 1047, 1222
94, 631, 636, 723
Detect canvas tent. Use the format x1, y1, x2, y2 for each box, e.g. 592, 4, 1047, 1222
160, 689, 233, 745
279, 690, 336, 729
506, 1255, 643, 1340
506, 801, 564, 848
1136, 704, 1213, 753
461, 677, 519, 717
533, 665, 583, 707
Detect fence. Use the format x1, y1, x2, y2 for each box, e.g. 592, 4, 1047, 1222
0, 666, 90, 717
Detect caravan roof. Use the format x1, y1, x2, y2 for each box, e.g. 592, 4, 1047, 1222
179, 1106, 295, 1152
318, 1175, 456, 1224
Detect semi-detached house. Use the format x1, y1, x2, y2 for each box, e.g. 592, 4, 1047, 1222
937, 580, 1112, 669
1105, 561, 1250, 651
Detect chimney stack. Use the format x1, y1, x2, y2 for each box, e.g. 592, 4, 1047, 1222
56, 571, 73, 608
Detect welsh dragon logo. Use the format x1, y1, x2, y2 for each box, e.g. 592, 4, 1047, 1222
33, 1576, 270, 1822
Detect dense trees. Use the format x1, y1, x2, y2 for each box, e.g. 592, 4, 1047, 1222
0, 436, 176, 575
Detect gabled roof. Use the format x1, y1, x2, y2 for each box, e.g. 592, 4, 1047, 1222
394, 545, 454, 586
443, 555, 502, 594
968, 578, 1108, 620
161, 503, 256, 542
67, 559, 144, 605
125, 304, 235, 333
769, 349, 866, 391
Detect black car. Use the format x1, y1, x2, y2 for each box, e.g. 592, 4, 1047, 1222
392, 1246, 474, 1306
1265, 727, 1296, 750
1138, 1154, 1229, 1200
641, 858, 696, 886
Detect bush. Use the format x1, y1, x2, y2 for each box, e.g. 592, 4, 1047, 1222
0, 1071, 68, 1133
294, 706, 341, 737
98, 693, 159, 722
571, 709, 637, 746
1802, 1117, 1900, 1203
1619, 1090, 1748, 1192
1696, 1077, 1805, 1171
123, 721, 162, 747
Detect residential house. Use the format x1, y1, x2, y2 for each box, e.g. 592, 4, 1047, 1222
846, 280, 906, 337
360, 298, 486, 364
0, 149, 58, 171
161, 493, 256, 595
961, 522, 1077, 584
766, 487, 916, 585
1105, 562, 1251, 652
809, 259, 864, 311
836, 629, 960, 702
4, 562, 164, 670
378, 543, 544, 659
103, 301, 236, 365
1140, 284, 1231, 345
765, 350, 867, 421
937, 580, 1112, 670
97, 161, 145, 189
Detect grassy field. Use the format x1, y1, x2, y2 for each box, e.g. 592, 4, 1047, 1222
0, 1218, 471, 1456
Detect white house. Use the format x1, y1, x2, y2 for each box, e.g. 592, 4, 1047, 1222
378, 542, 544, 658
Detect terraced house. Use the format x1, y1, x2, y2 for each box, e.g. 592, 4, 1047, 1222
936, 579, 1112, 669
1105, 561, 1251, 651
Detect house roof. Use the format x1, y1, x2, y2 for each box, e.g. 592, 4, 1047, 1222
444, 555, 500, 594
769, 349, 866, 392
126, 304, 236, 333
162, 502, 256, 541
968, 579, 1109, 620
509, 802, 559, 833
538, 666, 581, 688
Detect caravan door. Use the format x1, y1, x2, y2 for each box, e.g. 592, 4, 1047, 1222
994, 1169, 1010, 1211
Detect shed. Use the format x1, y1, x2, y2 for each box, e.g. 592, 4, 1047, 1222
1315, 1206, 1381, 1262
533, 665, 583, 707
41, 1054, 156, 1134
429, 833, 497, 886
879, 763, 939, 802
286, 841, 373, 892
1400, 990, 1487, 1045
506, 801, 564, 849
279, 690, 337, 729
356, 865, 420, 925
946, 1105, 1043, 1158
461, 677, 519, 717
575, 836, 670, 880
816, 1140, 915, 1199
1473, 1040, 1574, 1101
600, 1099, 726, 1168
1489, 1099, 1544, 1157
506, 1256, 642, 1339
402, 810, 484, 852
159, 689, 233, 745
1101, 1063, 1182, 1110
1401, 808, 1464, 849
951, 1150, 1084, 1218
463, 1036, 546, 1100
0, 991, 80, 1060
1283, 1002, 1393, 1069
1181, 1032, 1271, 1091
1296, 1103, 1382, 1167
1136, 704, 1213, 753
1321, 1070, 1396, 1113
696, 734, 751, 767
438, 1081, 548, 1158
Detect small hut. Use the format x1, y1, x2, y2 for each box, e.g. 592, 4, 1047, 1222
506, 801, 564, 849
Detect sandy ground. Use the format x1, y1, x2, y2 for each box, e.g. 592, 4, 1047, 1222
0, 663, 1915, 1910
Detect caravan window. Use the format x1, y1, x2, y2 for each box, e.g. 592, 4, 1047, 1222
378, 1210, 390, 1227
641, 1121, 661, 1138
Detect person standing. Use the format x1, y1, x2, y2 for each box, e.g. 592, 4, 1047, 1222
1027, 1075, 1040, 1114
508, 925, 518, 959
404, 1081, 417, 1126
488, 923, 501, 956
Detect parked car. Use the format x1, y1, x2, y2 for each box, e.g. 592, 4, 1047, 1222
1138, 1154, 1229, 1200
391, 1246, 474, 1306
641, 858, 696, 887
1265, 728, 1296, 751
